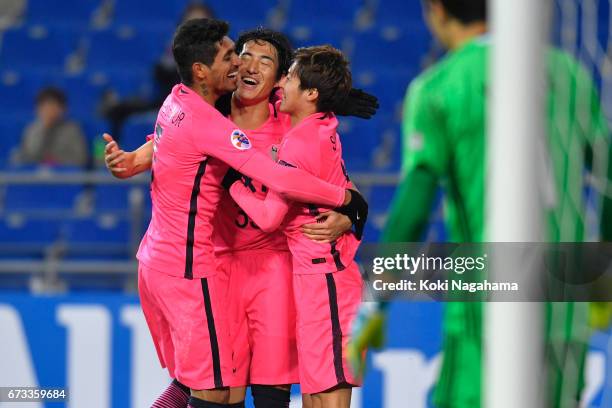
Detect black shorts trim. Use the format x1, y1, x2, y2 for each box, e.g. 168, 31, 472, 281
184, 159, 208, 279
330, 241, 346, 271
200, 277, 223, 388
325, 272, 346, 384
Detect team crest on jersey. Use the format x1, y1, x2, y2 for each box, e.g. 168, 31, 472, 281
230, 129, 252, 150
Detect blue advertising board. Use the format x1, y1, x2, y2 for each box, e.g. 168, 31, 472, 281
0, 293, 609, 407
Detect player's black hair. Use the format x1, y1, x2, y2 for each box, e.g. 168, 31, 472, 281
293, 45, 352, 113
235, 28, 294, 80
172, 18, 230, 86
36, 86, 67, 107
426, 0, 487, 24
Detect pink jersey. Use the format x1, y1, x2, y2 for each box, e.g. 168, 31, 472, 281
137, 84, 346, 279
230, 112, 360, 274
213, 103, 290, 256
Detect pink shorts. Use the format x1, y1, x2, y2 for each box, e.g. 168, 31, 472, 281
138, 262, 232, 390
293, 263, 363, 394
219, 249, 299, 386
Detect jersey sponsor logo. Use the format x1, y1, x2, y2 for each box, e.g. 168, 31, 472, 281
230, 130, 252, 150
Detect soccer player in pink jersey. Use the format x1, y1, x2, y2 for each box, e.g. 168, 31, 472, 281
227, 46, 366, 408
117, 19, 368, 408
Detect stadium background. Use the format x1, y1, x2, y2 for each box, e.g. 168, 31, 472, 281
0, 0, 609, 407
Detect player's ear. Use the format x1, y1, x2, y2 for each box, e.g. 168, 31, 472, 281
192, 62, 210, 82
305, 88, 318, 103
274, 74, 286, 88
430, 0, 449, 23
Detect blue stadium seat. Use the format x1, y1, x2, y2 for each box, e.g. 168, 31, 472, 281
81, 118, 110, 147
4, 168, 85, 212
59, 216, 137, 288
368, 185, 397, 213
285, 0, 360, 27
210, 0, 279, 31
337, 117, 376, 172
0, 217, 61, 245
288, 25, 350, 51
374, 0, 424, 27
363, 221, 382, 242
351, 26, 431, 74
0, 68, 111, 121
0, 26, 80, 70
0, 71, 43, 115
61, 217, 134, 266
0, 115, 29, 168
61, 74, 108, 119
120, 113, 156, 151
26, 0, 101, 26
86, 27, 168, 71
113, 0, 187, 26
94, 183, 150, 212
0, 217, 62, 261
339, 114, 401, 173
89, 69, 154, 102
353, 68, 414, 117
63, 217, 130, 244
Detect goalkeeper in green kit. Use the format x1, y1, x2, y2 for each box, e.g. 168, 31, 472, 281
348, 0, 612, 406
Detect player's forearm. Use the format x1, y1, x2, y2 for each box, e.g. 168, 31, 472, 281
238, 152, 345, 207
110, 141, 153, 179
382, 167, 438, 243
229, 183, 287, 232
132, 140, 153, 174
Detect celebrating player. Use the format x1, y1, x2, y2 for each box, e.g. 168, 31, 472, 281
119, 18, 368, 408
104, 21, 375, 408
226, 45, 366, 408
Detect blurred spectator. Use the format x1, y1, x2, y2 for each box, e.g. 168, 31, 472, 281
0, 0, 25, 29
101, 2, 215, 137
13, 87, 88, 167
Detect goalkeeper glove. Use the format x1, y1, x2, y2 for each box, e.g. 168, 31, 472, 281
589, 302, 612, 331
347, 301, 388, 379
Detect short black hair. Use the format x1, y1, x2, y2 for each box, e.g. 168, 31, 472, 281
235, 28, 294, 80
427, 0, 487, 24
293, 45, 352, 113
172, 18, 229, 86
36, 86, 67, 106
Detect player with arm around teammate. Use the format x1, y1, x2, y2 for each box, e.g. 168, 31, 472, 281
129, 18, 368, 408
227, 45, 366, 408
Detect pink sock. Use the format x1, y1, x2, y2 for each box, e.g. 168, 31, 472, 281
151, 380, 190, 408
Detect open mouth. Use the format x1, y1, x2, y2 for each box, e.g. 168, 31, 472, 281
227, 71, 238, 80
241, 76, 259, 87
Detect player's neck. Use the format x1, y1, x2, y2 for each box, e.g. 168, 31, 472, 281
447, 22, 487, 50
230, 95, 270, 130
290, 106, 317, 128
189, 83, 219, 106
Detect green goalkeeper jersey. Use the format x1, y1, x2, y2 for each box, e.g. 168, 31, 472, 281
396, 36, 609, 408
402, 37, 608, 243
